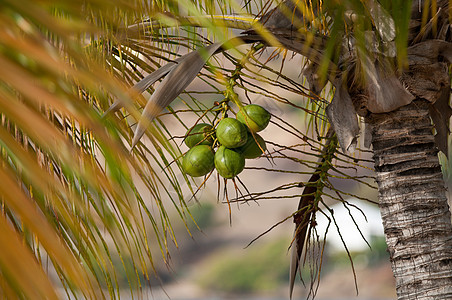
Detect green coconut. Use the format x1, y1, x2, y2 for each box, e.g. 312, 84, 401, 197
238, 133, 266, 159
182, 145, 215, 177
236, 104, 271, 132
184, 123, 214, 148
215, 118, 248, 148
214, 146, 245, 179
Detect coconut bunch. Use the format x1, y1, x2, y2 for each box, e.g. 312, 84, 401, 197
182, 104, 270, 179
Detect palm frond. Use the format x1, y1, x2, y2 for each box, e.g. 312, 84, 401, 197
0, 0, 202, 297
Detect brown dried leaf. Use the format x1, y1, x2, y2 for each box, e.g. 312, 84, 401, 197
326, 83, 359, 153
363, 59, 414, 113
259, 0, 303, 30
364, 122, 373, 149
303, 62, 327, 96
401, 62, 449, 103
103, 57, 182, 116
407, 40, 452, 65
368, 0, 396, 42
429, 85, 452, 157
367, 73, 414, 113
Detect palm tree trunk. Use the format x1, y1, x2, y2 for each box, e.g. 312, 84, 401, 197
366, 99, 452, 299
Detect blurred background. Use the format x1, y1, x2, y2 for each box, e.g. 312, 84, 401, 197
140, 196, 396, 300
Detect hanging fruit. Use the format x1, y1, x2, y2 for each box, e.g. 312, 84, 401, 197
236, 104, 271, 132
214, 146, 245, 179
181, 102, 271, 179
182, 145, 215, 177
184, 123, 215, 148
238, 133, 266, 159
215, 118, 248, 148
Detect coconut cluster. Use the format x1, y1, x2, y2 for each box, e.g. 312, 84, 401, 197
182, 104, 270, 179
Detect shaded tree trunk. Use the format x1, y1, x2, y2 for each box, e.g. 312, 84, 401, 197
367, 99, 452, 299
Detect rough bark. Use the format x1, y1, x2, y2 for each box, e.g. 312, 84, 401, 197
367, 99, 452, 299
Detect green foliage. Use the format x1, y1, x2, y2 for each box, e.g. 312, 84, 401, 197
367, 236, 391, 266
327, 236, 390, 270
188, 202, 215, 230
198, 238, 290, 293
0, 0, 203, 298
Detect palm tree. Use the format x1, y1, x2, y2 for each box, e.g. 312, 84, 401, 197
0, 0, 451, 300
114, 0, 452, 299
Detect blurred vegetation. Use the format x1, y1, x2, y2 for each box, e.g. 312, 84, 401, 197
198, 238, 290, 293
188, 202, 216, 230
196, 235, 389, 295
199, 238, 289, 294
326, 236, 390, 270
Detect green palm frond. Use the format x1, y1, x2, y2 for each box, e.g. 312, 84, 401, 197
0, 0, 206, 297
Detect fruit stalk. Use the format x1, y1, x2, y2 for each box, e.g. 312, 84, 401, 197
289, 128, 337, 298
